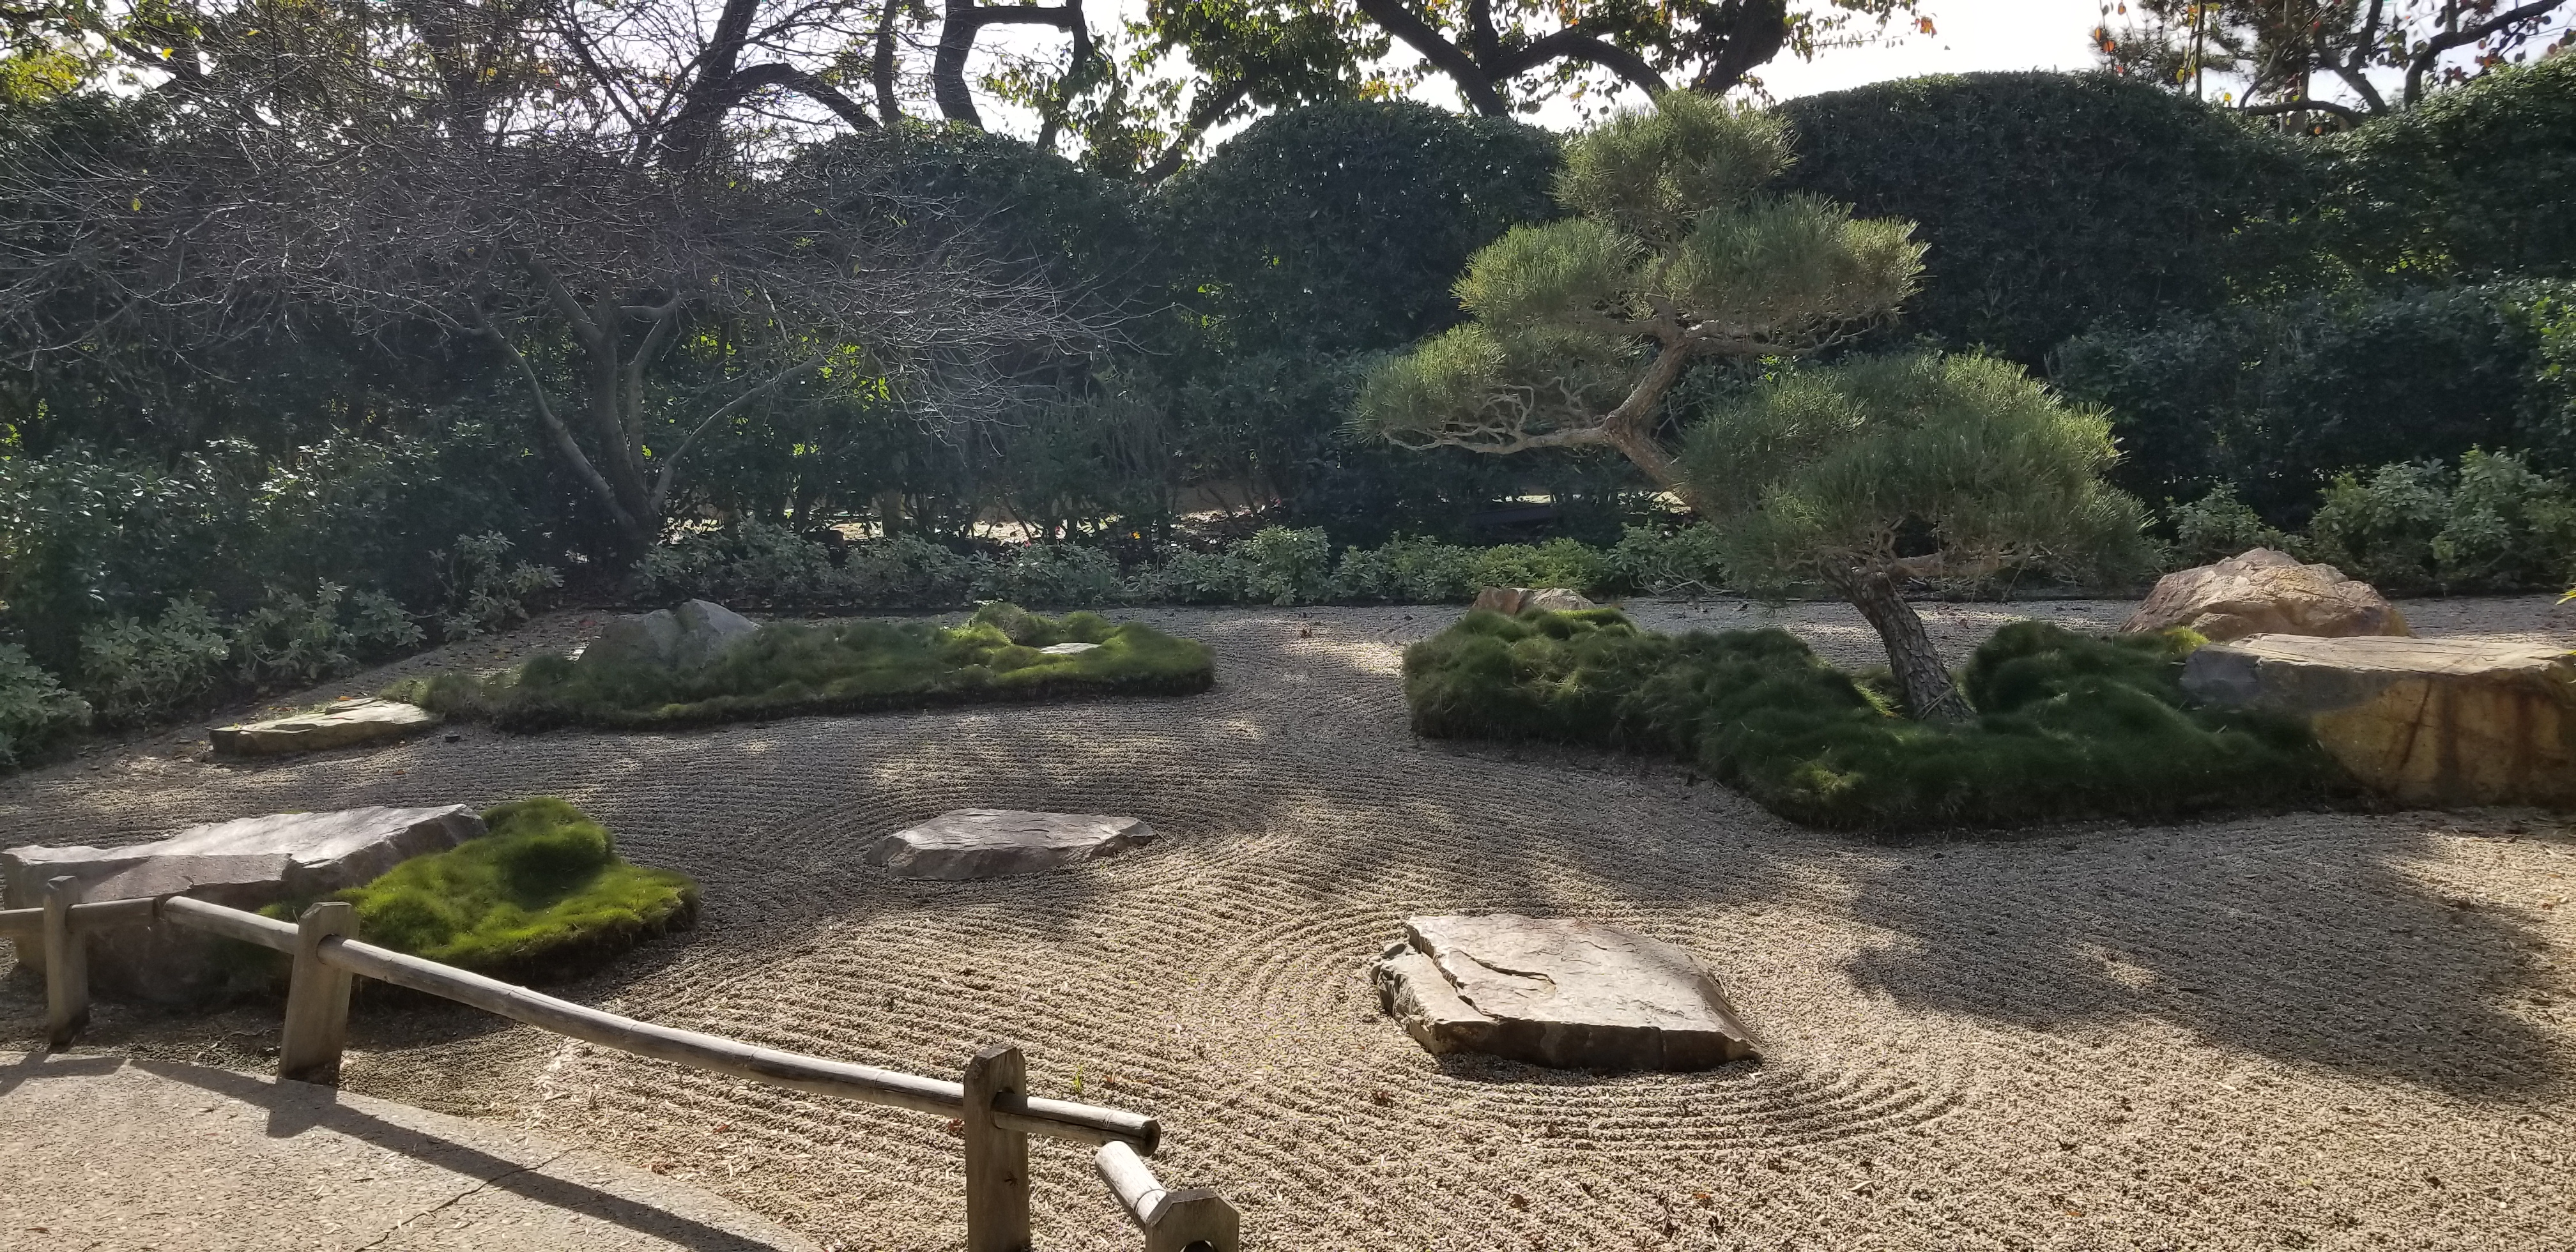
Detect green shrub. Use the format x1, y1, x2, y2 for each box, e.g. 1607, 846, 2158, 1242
298, 797, 696, 983
399, 602, 1214, 733
2322, 56, 2576, 282
0, 643, 89, 768
230, 580, 424, 687
2052, 281, 2568, 514
1777, 72, 2307, 365
76, 600, 233, 724
432, 532, 562, 642
975, 542, 1124, 607
1402, 609, 2340, 832
2304, 450, 2576, 593
1609, 524, 1731, 595
2166, 484, 2302, 567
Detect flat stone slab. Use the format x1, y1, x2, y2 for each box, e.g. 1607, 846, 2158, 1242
0, 1051, 819, 1251
211, 697, 438, 757
2183, 634, 2576, 806
1375, 914, 1758, 1072
1037, 641, 1101, 655
2, 805, 483, 1004
864, 809, 1155, 880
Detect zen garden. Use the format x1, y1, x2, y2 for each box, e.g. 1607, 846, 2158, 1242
3, 3, 2576, 1251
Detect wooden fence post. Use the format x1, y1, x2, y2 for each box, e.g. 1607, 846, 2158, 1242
41, 876, 88, 1048
279, 901, 356, 1083
1146, 1189, 1241, 1252
962, 1042, 1032, 1252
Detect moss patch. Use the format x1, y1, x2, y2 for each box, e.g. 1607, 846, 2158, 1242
1404, 609, 2347, 833
278, 797, 698, 982
388, 602, 1213, 733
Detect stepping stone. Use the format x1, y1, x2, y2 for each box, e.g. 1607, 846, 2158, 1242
864, 809, 1155, 880
2182, 634, 2576, 806
2, 804, 484, 1004
1038, 641, 1101, 655
209, 698, 437, 757
1374, 914, 1758, 1072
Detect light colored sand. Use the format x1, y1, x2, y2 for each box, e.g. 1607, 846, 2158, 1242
4, 595, 2574, 1251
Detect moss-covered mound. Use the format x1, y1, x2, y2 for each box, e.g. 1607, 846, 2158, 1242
390, 602, 1214, 732
282, 797, 698, 982
1404, 609, 2345, 832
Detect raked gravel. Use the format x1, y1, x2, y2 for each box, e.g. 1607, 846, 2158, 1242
4, 593, 2573, 1252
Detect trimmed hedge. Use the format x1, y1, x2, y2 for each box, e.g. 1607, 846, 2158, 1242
284, 797, 698, 984
1779, 72, 2306, 366
393, 602, 1215, 732
1404, 609, 2342, 833
2322, 56, 2576, 282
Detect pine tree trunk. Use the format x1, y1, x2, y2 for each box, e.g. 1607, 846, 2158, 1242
1839, 566, 1975, 724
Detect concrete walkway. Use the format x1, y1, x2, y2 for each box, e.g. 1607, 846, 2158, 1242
0, 1050, 820, 1252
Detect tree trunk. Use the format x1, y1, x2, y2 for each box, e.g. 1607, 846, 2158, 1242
1838, 566, 1974, 725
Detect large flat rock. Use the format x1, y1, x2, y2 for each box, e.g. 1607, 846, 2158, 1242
2183, 634, 2576, 806
864, 809, 1156, 880
2124, 548, 2409, 643
1, 804, 484, 1004
210, 697, 438, 757
0, 1051, 820, 1251
1374, 915, 1758, 1072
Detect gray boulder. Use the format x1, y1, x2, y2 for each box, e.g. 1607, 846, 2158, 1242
865, 809, 1156, 880
1374, 914, 1758, 1072
2, 804, 484, 1004
210, 698, 438, 758
587, 599, 760, 670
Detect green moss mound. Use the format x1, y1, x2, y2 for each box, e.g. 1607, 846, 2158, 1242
1404, 609, 2345, 833
390, 602, 1214, 733
288, 798, 699, 982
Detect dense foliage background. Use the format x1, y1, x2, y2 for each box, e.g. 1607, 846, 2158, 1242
4, 37, 2575, 761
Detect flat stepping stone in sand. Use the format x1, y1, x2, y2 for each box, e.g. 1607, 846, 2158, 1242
1374, 914, 1758, 1072
2, 804, 484, 1005
210, 697, 437, 757
864, 809, 1155, 880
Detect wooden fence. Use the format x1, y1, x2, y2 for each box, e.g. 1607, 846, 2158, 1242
1, 876, 1239, 1252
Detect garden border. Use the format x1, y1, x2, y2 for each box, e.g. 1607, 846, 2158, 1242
1, 879, 1239, 1252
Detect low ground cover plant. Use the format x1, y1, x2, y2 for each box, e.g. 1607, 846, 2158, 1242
1404, 609, 2342, 832
392, 602, 1215, 732
270, 797, 697, 983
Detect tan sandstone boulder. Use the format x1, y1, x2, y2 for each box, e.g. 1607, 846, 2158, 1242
1374, 914, 1758, 1071
1471, 587, 1596, 615
2124, 548, 2408, 642
2182, 634, 2576, 807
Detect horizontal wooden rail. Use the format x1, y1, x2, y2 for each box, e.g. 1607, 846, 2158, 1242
0, 896, 158, 939
148, 896, 1160, 1152
23, 889, 1229, 1246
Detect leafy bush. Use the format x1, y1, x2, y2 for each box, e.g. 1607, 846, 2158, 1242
2165, 484, 2301, 567
395, 602, 1215, 732
2053, 281, 2568, 514
1609, 524, 1732, 595
76, 601, 233, 724
2321, 55, 2576, 282
0, 643, 89, 768
1402, 609, 2340, 832
2304, 450, 2576, 593
432, 533, 562, 642
297, 797, 696, 983
230, 581, 424, 687
1777, 72, 2307, 365
974, 542, 1124, 607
